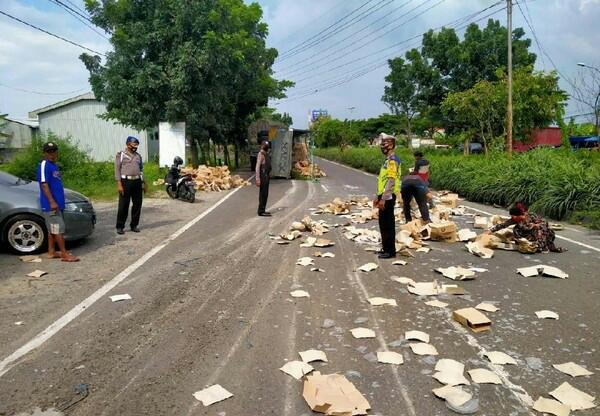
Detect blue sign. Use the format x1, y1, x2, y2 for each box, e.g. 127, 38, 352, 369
311, 109, 328, 122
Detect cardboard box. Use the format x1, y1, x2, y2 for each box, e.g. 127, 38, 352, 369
429, 221, 458, 242
303, 372, 371, 416
453, 307, 491, 333
439, 193, 459, 208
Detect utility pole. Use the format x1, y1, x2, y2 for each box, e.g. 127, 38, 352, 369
506, 0, 513, 155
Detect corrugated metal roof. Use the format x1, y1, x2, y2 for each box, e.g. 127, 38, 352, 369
4, 116, 39, 128
28, 91, 96, 118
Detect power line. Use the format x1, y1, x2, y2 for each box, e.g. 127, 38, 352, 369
278, 0, 375, 59
0, 82, 86, 96
276, 0, 396, 64
0, 9, 107, 56
62, 0, 90, 18
514, 0, 545, 68
277, 0, 449, 80
275, 4, 506, 104
48, 0, 110, 40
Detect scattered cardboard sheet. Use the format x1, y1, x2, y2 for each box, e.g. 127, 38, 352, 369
392, 260, 408, 266
405, 330, 430, 343
433, 359, 470, 386
296, 257, 315, 266
351, 328, 376, 339
536, 310, 559, 320
549, 381, 596, 410
314, 252, 335, 258
14, 321, 24, 326
281, 230, 302, 241
532, 397, 570, 416
377, 351, 404, 365
416, 247, 431, 253
468, 368, 502, 385
291, 290, 310, 298
20, 255, 42, 263
517, 266, 541, 277
469, 267, 488, 273
432, 385, 472, 408
408, 281, 439, 296
391, 276, 414, 285
367, 297, 397, 306
280, 360, 314, 380
475, 302, 499, 313
474, 215, 490, 229
276, 240, 290, 245
109, 294, 131, 302
357, 263, 378, 272
485, 351, 517, 365
299, 349, 328, 363
442, 284, 466, 295
458, 229, 477, 242
552, 362, 593, 378
453, 307, 491, 333
300, 237, 317, 248
409, 343, 438, 356
517, 265, 569, 279
436, 266, 476, 281
310, 268, 325, 273
425, 300, 448, 308
192, 384, 233, 406
27, 270, 47, 278
466, 241, 494, 258
303, 372, 371, 416
314, 239, 334, 248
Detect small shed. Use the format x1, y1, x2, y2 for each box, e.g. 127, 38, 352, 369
0, 116, 38, 162
29, 92, 158, 162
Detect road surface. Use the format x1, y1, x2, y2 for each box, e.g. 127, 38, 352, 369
0, 158, 598, 416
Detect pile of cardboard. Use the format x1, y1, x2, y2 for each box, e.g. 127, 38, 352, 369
181, 165, 249, 192
317, 198, 353, 215
293, 161, 326, 178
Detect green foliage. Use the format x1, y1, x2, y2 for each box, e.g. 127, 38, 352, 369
315, 147, 600, 224
4, 133, 91, 180
311, 118, 363, 148
565, 120, 596, 137
253, 107, 293, 127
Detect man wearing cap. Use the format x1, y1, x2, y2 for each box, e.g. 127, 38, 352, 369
255, 140, 272, 216
115, 136, 147, 234
373, 133, 401, 259
37, 142, 79, 261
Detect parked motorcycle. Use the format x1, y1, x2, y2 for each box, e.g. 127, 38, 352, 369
165, 156, 196, 203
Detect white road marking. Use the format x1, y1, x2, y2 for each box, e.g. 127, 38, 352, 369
320, 158, 600, 253
0, 178, 254, 378
321, 184, 329, 192
463, 206, 600, 253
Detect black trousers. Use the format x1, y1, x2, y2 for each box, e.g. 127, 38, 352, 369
401, 183, 430, 222
378, 194, 396, 255
116, 178, 143, 229
257, 173, 270, 214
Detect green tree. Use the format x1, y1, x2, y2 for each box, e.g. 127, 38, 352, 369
81, 0, 291, 167
253, 107, 293, 127
311, 117, 361, 148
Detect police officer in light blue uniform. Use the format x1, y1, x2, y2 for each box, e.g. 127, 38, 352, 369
114, 136, 147, 234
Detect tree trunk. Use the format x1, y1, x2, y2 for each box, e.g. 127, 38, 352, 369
464, 138, 469, 155
212, 143, 217, 166
189, 137, 199, 168
234, 143, 240, 169
406, 117, 412, 149
224, 142, 230, 166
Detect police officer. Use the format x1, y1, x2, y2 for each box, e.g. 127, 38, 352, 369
373, 133, 401, 259
114, 136, 147, 234
255, 140, 272, 216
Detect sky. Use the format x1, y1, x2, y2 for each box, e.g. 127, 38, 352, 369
0, 0, 599, 129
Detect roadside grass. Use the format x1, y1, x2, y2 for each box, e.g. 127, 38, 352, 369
315, 146, 600, 229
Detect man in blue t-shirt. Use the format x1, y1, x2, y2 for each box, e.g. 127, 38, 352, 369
37, 142, 79, 262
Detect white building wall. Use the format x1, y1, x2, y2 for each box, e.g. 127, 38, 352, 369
38, 100, 152, 161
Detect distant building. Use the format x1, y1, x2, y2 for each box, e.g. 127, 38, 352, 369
29, 92, 158, 161
0, 116, 38, 162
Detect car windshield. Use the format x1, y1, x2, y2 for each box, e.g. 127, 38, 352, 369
0, 170, 31, 186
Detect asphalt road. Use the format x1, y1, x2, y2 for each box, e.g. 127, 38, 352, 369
0, 158, 598, 416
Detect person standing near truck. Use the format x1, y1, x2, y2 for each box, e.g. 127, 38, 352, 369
114, 136, 147, 234
255, 140, 272, 217
373, 133, 400, 259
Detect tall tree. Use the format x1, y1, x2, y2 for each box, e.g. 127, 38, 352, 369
80, 0, 291, 166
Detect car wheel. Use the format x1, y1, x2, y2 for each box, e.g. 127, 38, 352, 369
3, 214, 47, 254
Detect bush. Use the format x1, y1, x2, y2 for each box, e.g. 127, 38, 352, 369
315, 146, 600, 225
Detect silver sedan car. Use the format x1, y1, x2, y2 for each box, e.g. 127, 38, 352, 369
0, 170, 96, 254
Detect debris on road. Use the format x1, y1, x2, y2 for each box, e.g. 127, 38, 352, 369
409, 343, 438, 356
465, 241, 494, 259
303, 372, 371, 416
351, 328, 376, 339
300, 237, 317, 248
293, 160, 326, 178
290, 290, 310, 298
467, 368, 502, 385
425, 300, 448, 308
192, 384, 234, 406
407, 281, 440, 296
475, 303, 499, 313
432, 385, 472, 408
280, 360, 314, 380
484, 351, 517, 365
433, 359, 470, 386
377, 351, 404, 365
14, 321, 24, 325
314, 239, 334, 248
357, 262, 378, 272
458, 229, 477, 242
517, 265, 569, 279
429, 221, 458, 243
318, 198, 353, 215
109, 294, 132, 302
391, 276, 414, 285
549, 382, 596, 411
310, 267, 325, 273
296, 257, 314, 266
314, 252, 335, 258
532, 397, 570, 416
281, 230, 302, 241
367, 297, 397, 306
535, 310, 559, 320
20, 255, 42, 263
474, 216, 490, 229
27, 270, 47, 278
552, 362, 594, 378
180, 165, 249, 192
299, 349, 328, 363
453, 308, 491, 332
435, 266, 476, 281
392, 260, 407, 266
405, 330, 430, 343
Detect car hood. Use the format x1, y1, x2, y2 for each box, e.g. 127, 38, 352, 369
15, 181, 91, 203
